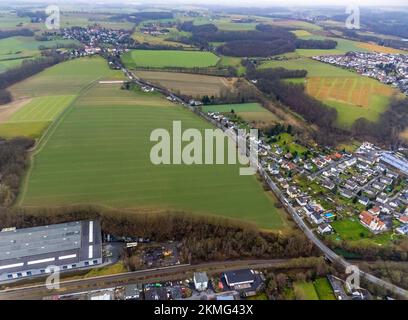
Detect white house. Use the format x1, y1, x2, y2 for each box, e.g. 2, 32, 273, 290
359, 211, 386, 233
318, 223, 333, 235
194, 272, 209, 291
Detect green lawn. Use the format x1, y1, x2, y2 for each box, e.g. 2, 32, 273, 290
122, 50, 220, 69
0, 36, 79, 72
259, 57, 358, 78
294, 281, 319, 300
218, 56, 246, 75
258, 57, 396, 129
10, 56, 123, 98
8, 96, 76, 122
330, 218, 393, 246
19, 83, 286, 230
202, 103, 279, 128
0, 121, 50, 139
275, 133, 307, 155
314, 278, 336, 300
202, 103, 265, 113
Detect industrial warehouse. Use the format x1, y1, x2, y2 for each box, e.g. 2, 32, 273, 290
0, 220, 102, 282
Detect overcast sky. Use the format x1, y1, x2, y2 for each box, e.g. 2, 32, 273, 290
123, 0, 408, 6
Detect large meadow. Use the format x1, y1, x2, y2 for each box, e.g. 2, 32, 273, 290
11, 58, 286, 230
122, 50, 220, 69
0, 56, 122, 138
259, 57, 399, 129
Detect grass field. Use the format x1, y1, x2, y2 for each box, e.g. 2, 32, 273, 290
259, 57, 397, 129
0, 95, 76, 138
134, 71, 237, 98
218, 56, 246, 75
19, 84, 286, 229
1, 56, 122, 138
132, 28, 193, 48
202, 103, 279, 128
10, 56, 123, 98
0, 36, 79, 72
329, 218, 392, 246
0, 121, 50, 139
190, 16, 257, 31
294, 35, 405, 56
7, 96, 76, 122
122, 50, 220, 69
313, 278, 336, 300
293, 281, 319, 300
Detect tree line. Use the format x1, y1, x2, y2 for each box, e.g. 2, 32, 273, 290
0, 206, 319, 263
0, 29, 34, 40
0, 53, 65, 90
0, 138, 34, 207
351, 98, 408, 148
178, 22, 338, 57
247, 67, 338, 130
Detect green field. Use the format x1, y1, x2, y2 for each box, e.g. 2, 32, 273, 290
0, 36, 79, 72
218, 56, 246, 75
202, 103, 265, 113
0, 121, 50, 139
19, 83, 286, 229
202, 103, 279, 128
1, 56, 123, 138
10, 56, 123, 98
122, 50, 220, 69
329, 218, 392, 246
313, 278, 336, 300
8, 96, 76, 122
259, 57, 358, 78
259, 57, 397, 129
293, 281, 319, 300
0, 95, 76, 139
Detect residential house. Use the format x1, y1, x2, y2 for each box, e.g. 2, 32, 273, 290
396, 224, 408, 235
322, 180, 336, 191
194, 272, 209, 291
372, 181, 386, 191
397, 215, 408, 224
287, 186, 298, 199
296, 197, 309, 207
304, 163, 314, 171
318, 223, 333, 235
345, 157, 357, 167
268, 163, 280, 175
376, 193, 388, 204
359, 211, 387, 233
310, 212, 324, 225
368, 206, 381, 216
339, 188, 354, 199
379, 176, 393, 185
358, 196, 370, 206
344, 180, 358, 191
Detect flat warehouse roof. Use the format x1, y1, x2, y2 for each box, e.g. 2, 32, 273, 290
0, 221, 82, 261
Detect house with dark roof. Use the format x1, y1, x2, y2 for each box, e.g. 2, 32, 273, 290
222, 269, 265, 297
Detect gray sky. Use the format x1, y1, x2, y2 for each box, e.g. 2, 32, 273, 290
132, 0, 408, 6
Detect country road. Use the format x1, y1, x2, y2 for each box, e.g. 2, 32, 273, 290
0, 259, 291, 300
